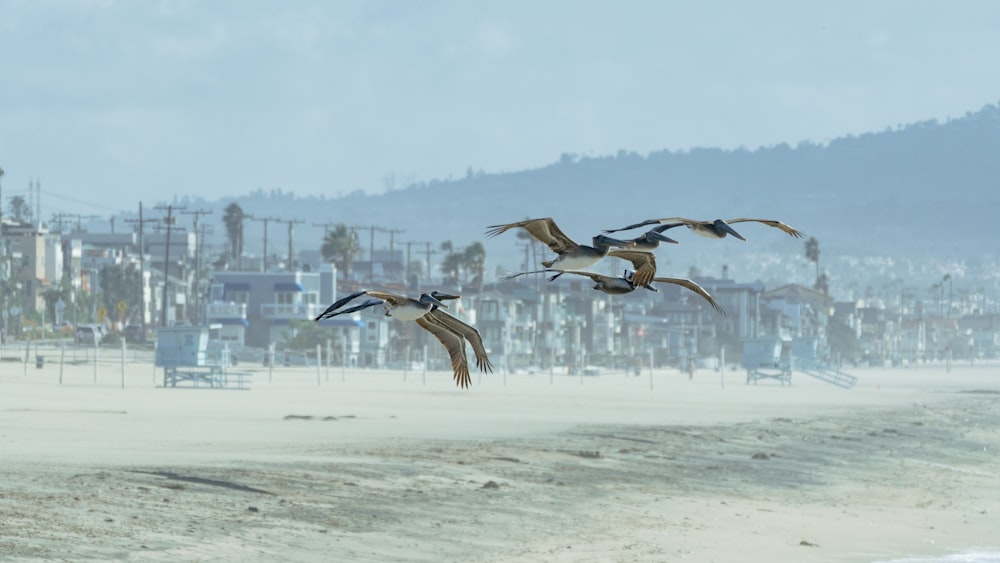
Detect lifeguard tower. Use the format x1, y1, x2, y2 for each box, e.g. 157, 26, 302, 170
155, 325, 249, 389
741, 336, 857, 389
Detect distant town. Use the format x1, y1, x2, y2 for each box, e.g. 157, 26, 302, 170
2, 196, 996, 379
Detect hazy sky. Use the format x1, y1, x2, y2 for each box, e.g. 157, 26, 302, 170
2, 1, 999, 217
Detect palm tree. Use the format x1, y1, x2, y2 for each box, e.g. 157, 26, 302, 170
8, 195, 32, 222
222, 202, 245, 270
321, 224, 361, 280
462, 242, 486, 292
805, 237, 820, 287
441, 251, 463, 284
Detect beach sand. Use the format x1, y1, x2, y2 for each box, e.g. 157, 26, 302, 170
2, 354, 999, 562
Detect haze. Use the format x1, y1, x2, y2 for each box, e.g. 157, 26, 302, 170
3, 1, 1000, 214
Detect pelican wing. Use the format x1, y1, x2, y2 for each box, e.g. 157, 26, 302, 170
425, 309, 493, 375
320, 298, 383, 319
725, 218, 805, 238
362, 290, 410, 307
607, 250, 657, 288
315, 290, 368, 320
605, 217, 702, 234
415, 315, 472, 389
651, 277, 727, 316
486, 218, 578, 254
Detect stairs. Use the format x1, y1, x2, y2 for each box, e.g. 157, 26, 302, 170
793, 358, 858, 389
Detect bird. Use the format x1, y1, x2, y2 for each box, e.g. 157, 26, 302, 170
605, 217, 804, 241
314, 289, 457, 321
502, 268, 724, 315
486, 217, 633, 274
501, 249, 725, 315
314, 290, 492, 388
623, 228, 680, 251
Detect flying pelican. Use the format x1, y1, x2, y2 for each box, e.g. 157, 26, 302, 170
605, 217, 804, 241
623, 228, 680, 251
502, 268, 724, 316
314, 289, 457, 321
486, 217, 633, 273
502, 248, 659, 288
314, 290, 491, 388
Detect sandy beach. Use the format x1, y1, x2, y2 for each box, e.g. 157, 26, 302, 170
2, 353, 999, 562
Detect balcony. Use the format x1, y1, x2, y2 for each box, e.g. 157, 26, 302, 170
260, 303, 321, 320
205, 302, 247, 320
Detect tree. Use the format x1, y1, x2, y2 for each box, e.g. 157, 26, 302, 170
462, 242, 486, 290
805, 237, 820, 284
321, 224, 361, 280
8, 195, 32, 222
441, 251, 463, 284
222, 202, 245, 270
98, 262, 143, 323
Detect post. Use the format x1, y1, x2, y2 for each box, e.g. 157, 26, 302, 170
93, 339, 99, 384
720, 347, 726, 389
316, 344, 322, 386
341, 330, 347, 383
23, 340, 29, 376
268, 342, 275, 383
325, 338, 331, 383
422, 345, 427, 386
648, 348, 654, 390
121, 337, 127, 389
404, 344, 410, 383
152, 339, 157, 384
59, 340, 65, 384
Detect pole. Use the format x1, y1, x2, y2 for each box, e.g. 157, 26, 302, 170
121, 337, 127, 389
648, 348, 654, 390
422, 344, 427, 386
59, 340, 65, 384
316, 343, 322, 386
341, 329, 347, 383
720, 347, 726, 389
325, 338, 331, 383
268, 342, 275, 383
93, 339, 99, 384
23, 340, 29, 376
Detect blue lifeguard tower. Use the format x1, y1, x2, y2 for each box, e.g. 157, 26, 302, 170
155, 325, 248, 389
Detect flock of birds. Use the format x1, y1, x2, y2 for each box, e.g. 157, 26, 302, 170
315, 215, 804, 389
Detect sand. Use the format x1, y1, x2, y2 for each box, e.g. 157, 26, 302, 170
2, 351, 1000, 562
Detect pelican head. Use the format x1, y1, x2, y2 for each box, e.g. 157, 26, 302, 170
590, 234, 633, 249
713, 220, 747, 241
646, 231, 679, 244
419, 292, 453, 309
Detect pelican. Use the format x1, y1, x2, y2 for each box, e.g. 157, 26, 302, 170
623, 228, 680, 252
502, 268, 724, 316
314, 289, 457, 321
314, 290, 491, 388
605, 217, 804, 241
486, 217, 633, 273
416, 308, 494, 388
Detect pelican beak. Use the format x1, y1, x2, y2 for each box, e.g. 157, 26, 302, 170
595, 234, 634, 247
427, 295, 449, 309
719, 222, 747, 241
432, 292, 461, 301
650, 231, 679, 244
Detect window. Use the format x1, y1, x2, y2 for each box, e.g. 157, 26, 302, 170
367, 321, 377, 342
228, 290, 248, 305
276, 292, 295, 305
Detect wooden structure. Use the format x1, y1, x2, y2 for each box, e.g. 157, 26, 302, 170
155, 325, 249, 389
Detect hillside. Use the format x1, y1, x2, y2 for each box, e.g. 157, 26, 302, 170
120, 101, 1000, 291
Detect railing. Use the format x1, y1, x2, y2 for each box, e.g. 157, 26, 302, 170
205, 302, 247, 319
260, 303, 320, 320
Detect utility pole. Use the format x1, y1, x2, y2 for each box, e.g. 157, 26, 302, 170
312, 221, 340, 237
155, 204, 184, 327
182, 209, 213, 324
124, 203, 147, 328
384, 227, 405, 280
0, 165, 5, 341
423, 242, 438, 282
249, 216, 278, 272
404, 240, 428, 282
350, 224, 389, 281
277, 218, 305, 272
